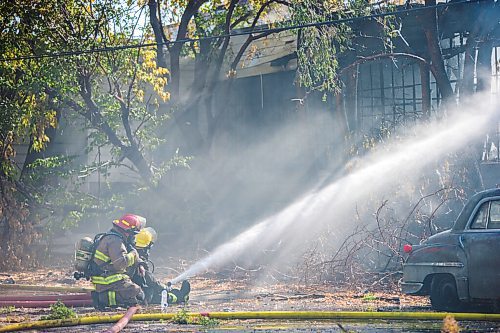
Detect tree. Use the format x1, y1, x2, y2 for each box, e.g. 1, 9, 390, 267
147, 0, 290, 154
4, 0, 193, 182
290, 0, 371, 96
0, 0, 188, 267
0, 0, 61, 268
418, 0, 454, 102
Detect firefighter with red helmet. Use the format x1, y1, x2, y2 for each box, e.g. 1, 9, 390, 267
90, 214, 147, 308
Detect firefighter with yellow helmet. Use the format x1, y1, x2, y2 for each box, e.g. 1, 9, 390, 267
135, 227, 157, 249
132, 226, 190, 305
132, 226, 162, 303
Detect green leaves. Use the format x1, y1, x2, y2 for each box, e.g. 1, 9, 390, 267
290, 1, 398, 98
40, 301, 77, 320
290, 0, 359, 96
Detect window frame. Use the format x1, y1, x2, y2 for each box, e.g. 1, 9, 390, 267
465, 196, 500, 232
470, 201, 490, 230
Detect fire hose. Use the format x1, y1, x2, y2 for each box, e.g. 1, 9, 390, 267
1, 311, 500, 332
0, 294, 91, 301
0, 293, 92, 308
0, 299, 93, 308
0, 284, 93, 293
101, 306, 138, 333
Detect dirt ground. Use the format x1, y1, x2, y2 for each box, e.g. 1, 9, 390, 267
0, 267, 430, 310
0, 267, 488, 332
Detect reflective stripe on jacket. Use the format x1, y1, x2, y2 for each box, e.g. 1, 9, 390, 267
92, 230, 138, 277
91, 273, 128, 285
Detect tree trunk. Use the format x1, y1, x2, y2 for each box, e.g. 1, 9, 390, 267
419, 62, 431, 118
169, 48, 182, 101
147, 0, 168, 69
121, 146, 154, 184
421, 0, 454, 102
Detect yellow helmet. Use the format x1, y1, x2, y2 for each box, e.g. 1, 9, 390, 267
135, 227, 157, 248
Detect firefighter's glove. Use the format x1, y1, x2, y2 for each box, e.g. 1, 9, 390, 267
138, 261, 147, 277
131, 249, 140, 260
126, 249, 139, 267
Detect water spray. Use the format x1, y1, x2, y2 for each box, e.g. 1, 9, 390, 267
170, 96, 498, 284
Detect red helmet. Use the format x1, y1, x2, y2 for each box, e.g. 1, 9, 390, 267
113, 214, 146, 233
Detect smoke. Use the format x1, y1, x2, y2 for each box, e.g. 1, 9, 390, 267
154, 105, 345, 251
170, 94, 498, 284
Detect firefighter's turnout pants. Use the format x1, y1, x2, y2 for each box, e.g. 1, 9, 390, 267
92, 274, 144, 308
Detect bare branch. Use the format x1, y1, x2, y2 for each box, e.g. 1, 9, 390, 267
215, 0, 239, 72
230, 12, 251, 29
341, 53, 436, 78
230, 31, 273, 71
114, 83, 136, 150
230, 0, 290, 71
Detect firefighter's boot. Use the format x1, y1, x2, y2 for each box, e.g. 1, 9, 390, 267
179, 280, 190, 303
168, 280, 191, 304
91, 291, 104, 310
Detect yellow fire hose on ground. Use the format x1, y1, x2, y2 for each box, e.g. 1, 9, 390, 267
1, 311, 500, 332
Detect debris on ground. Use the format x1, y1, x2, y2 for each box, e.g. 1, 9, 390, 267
0, 268, 429, 319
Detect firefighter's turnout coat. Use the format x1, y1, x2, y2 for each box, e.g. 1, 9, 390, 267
91, 230, 141, 307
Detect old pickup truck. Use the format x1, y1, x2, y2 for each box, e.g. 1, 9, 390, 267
401, 188, 500, 311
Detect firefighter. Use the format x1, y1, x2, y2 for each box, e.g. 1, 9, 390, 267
132, 226, 162, 304
132, 227, 191, 305
90, 213, 147, 309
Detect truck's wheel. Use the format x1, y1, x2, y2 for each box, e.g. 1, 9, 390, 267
430, 275, 461, 311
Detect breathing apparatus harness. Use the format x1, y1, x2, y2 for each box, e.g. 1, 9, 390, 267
73, 229, 135, 281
